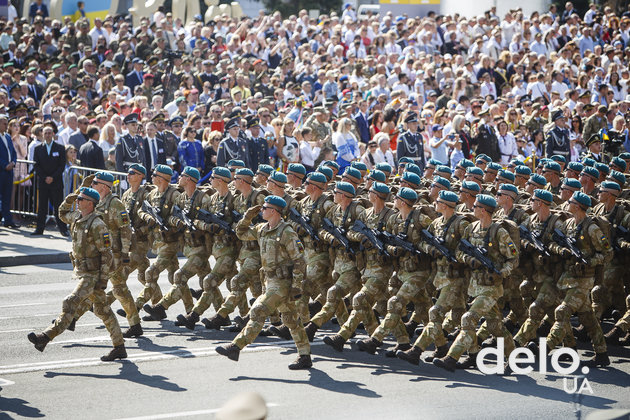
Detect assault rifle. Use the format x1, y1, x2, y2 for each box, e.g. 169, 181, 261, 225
351, 220, 390, 257
551, 228, 587, 264
519, 225, 549, 257
421, 229, 457, 263
459, 238, 501, 274
289, 208, 320, 242
197, 209, 235, 235
142, 200, 167, 230
322, 217, 355, 255
172, 205, 196, 231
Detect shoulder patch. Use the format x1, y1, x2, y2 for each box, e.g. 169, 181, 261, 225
120, 210, 129, 224
296, 239, 304, 252
600, 235, 610, 250
103, 232, 111, 247
508, 241, 517, 256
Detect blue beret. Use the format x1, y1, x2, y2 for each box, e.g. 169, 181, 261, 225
582, 157, 595, 167
257, 164, 274, 176
402, 171, 421, 186
154, 164, 173, 176
288, 163, 306, 176
486, 162, 501, 172
550, 155, 566, 164
427, 158, 443, 167
307, 172, 327, 184
350, 161, 368, 172
128, 163, 146, 175
182, 166, 201, 180
95, 171, 115, 183
476, 193, 497, 209
510, 159, 525, 167
571, 191, 592, 209
544, 161, 562, 173
335, 181, 356, 196
608, 170, 626, 186
432, 175, 451, 190
265, 195, 287, 209
457, 159, 475, 169
600, 180, 621, 193
467, 167, 484, 177
562, 178, 582, 190
594, 162, 609, 175
498, 183, 518, 198
529, 173, 547, 186
213, 166, 232, 179
461, 180, 481, 193
534, 189, 554, 204
235, 168, 254, 177
611, 156, 627, 172
324, 160, 340, 170
405, 163, 421, 177
581, 166, 600, 180
375, 162, 392, 174
619, 152, 630, 160
537, 158, 550, 168
370, 181, 390, 196
567, 161, 583, 173
227, 159, 246, 168
270, 171, 287, 183
398, 157, 414, 165
397, 187, 418, 202
498, 169, 515, 182
515, 165, 531, 176
476, 154, 492, 163
438, 190, 459, 205
368, 170, 386, 182
79, 187, 100, 203
343, 167, 362, 181
317, 166, 334, 181
436, 165, 452, 176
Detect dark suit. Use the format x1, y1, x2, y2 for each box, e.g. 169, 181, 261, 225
353, 112, 371, 144
0, 132, 17, 225
125, 70, 144, 92
27, 83, 44, 103
68, 131, 88, 151
33, 141, 67, 232
142, 137, 166, 180
78, 140, 105, 170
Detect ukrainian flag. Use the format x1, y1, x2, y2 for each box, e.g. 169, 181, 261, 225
62, 1, 111, 25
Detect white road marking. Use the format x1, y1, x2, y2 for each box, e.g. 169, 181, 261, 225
113, 404, 279, 420
0, 313, 58, 320
0, 323, 103, 334
49, 333, 161, 345
0, 302, 46, 309
0, 378, 15, 386
0, 340, 326, 375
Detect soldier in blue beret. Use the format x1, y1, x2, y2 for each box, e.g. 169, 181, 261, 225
497, 169, 515, 185
610, 156, 627, 173
579, 166, 600, 200
317, 165, 334, 182
404, 163, 422, 177
287, 163, 306, 189
526, 173, 547, 195
542, 161, 562, 194
457, 180, 480, 212
375, 162, 392, 178
368, 169, 386, 183
465, 166, 484, 187
435, 165, 452, 179
607, 170, 626, 189
484, 162, 501, 184
255, 164, 274, 186
350, 161, 368, 177
566, 161, 584, 179
401, 172, 421, 190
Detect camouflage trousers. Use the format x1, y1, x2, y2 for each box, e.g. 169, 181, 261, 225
447, 291, 516, 360
513, 280, 561, 346
159, 245, 210, 313
127, 234, 151, 298
192, 244, 237, 316
546, 285, 607, 354
296, 251, 331, 324
337, 262, 393, 340
136, 241, 179, 308
217, 255, 262, 318
502, 272, 528, 325
592, 263, 627, 320
614, 294, 630, 333
371, 269, 432, 345
310, 260, 361, 328
415, 280, 466, 350
44, 273, 124, 347
234, 276, 310, 356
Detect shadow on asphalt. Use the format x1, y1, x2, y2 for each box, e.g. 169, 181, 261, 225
42, 362, 187, 392
0, 394, 44, 418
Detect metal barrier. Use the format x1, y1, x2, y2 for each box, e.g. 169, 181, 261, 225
11, 159, 129, 219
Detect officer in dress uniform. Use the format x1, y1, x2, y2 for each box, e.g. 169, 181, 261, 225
216, 117, 251, 168
545, 110, 571, 161
115, 113, 146, 172
396, 112, 426, 172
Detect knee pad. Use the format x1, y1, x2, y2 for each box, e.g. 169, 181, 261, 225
249, 303, 267, 323
112, 284, 127, 297
590, 285, 606, 302
460, 311, 480, 331
428, 305, 444, 323
173, 270, 187, 287
554, 304, 571, 322
145, 266, 158, 283
326, 284, 343, 302
62, 294, 82, 314
352, 291, 368, 309
387, 296, 403, 314
528, 301, 545, 320
203, 273, 219, 290
230, 273, 247, 291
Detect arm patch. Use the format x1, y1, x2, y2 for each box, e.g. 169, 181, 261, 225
120, 210, 129, 224
296, 239, 304, 252
103, 233, 111, 247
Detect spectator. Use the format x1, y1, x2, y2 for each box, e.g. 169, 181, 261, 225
78, 125, 105, 170
178, 126, 204, 174
0, 114, 18, 228
333, 117, 360, 172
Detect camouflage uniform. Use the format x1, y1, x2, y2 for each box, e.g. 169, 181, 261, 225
44, 194, 124, 347
447, 220, 518, 360
545, 217, 612, 353
582, 113, 606, 145
306, 117, 333, 149
232, 218, 310, 356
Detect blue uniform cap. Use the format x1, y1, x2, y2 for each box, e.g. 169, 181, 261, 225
370, 181, 390, 196
287, 163, 306, 176
227, 159, 246, 168
265, 195, 287, 209
324, 160, 340, 170
476, 154, 492, 164
534, 189, 553, 204
594, 162, 609, 175
398, 157, 414, 165
402, 171, 421, 186
515, 165, 531, 176
343, 167, 362, 182
562, 177, 582, 190
550, 154, 567, 164
368, 169, 386, 182
169, 116, 184, 125
270, 171, 287, 183
529, 173, 547, 186
571, 191, 592, 209
79, 187, 100, 203
257, 164, 274, 176
128, 163, 146, 175
405, 163, 421, 177
510, 159, 525, 167
600, 180, 621, 194
581, 166, 600, 180
498, 169, 515, 182
350, 161, 368, 172
619, 152, 630, 160
432, 175, 451, 190
476, 193, 497, 209
567, 161, 583, 173
226, 117, 240, 130
397, 187, 418, 202
466, 166, 484, 177
335, 181, 356, 196
375, 162, 392, 174
154, 164, 173, 176
317, 166, 334, 181
235, 168, 254, 177
461, 180, 481, 193
182, 166, 201, 181
95, 171, 115, 183
307, 172, 327, 184
212, 166, 232, 179
427, 158, 443, 167
438, 190, 459, 206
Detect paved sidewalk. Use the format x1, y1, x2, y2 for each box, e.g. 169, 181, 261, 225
0, 224, 72, 267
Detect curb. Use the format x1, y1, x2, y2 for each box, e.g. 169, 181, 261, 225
0, 252, 70, 267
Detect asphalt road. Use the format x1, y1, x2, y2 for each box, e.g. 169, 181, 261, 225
1, 261, 629, 420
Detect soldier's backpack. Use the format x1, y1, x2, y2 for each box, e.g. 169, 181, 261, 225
489, 218, 521, 262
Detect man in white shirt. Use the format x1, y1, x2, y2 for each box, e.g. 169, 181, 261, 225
57, 112, 79, 146
551, 70, 569, 99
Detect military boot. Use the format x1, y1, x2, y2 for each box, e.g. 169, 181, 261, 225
455, 352, 479, 369
573, 324, 589, 342
446, 328, 460, 341
433, 355, 458, 372
385, 343, 411, 358
201, 314, 231, 330
620, 332, 630, 346
176, 311, 199, 330
123, 323, 143, 338
308, 301, 323, 317
581, 352, 610, 368
101, 345, 127, 361
424, 344, 449, 363
536, 320, 552, 337
288, 354, 312, 370
229, 315, 250, 332
481, 336, 497, 348
404, 320, 419, 338
51, 318, 76, 332
116, 309, 127, 318
503, 319, 518, 335
27, 332, 50, 352
396, 345, 422, 365
304, 322, 318, 342
216, 343, 240, 361
189, 288, 203, 300
323, 334, 346, 352
143, 304, 167, 321
269, 324, 292, 340
605, 326, 624, 346
356, 337, 382, 355
557, 347, 578, 362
